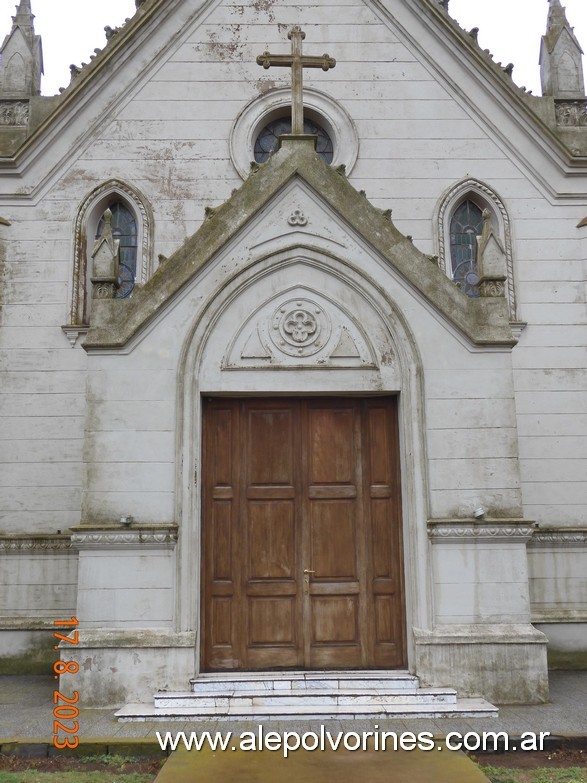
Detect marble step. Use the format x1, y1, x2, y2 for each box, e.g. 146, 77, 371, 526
116, 696, 498, 721
154, 686, 458, 710
189, 671, 421, 694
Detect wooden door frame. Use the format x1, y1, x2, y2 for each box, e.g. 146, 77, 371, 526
174, 252, 434, 679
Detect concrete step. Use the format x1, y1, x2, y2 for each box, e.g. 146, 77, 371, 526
116, 697, 497, 721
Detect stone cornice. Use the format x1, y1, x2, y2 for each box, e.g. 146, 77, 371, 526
70, 524, 178, 550
70, 629, 196, 648
529, 528, 587, 547
0, 616, 70, 630
0, 535, 74, 552
427, 518, 537, 543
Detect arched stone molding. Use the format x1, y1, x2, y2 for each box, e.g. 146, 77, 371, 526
174, 246, 432, 675
3, 52, 27, 92
68, 179, 154, 326
435, 178, 517, 320
230, 87, 359, 179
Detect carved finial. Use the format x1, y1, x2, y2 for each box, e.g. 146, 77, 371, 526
97, 209, 115, 250
12, 0, 34, 35
381, 208, 392, 221
336, 164, 347, 177
204, 206, 216, 220
541, 0, 585, 97
91, 209, 120, 299
476, 210, 507, 297
0, 0, 43, 97
469, 27, 479, 43
503, 63, 514, 78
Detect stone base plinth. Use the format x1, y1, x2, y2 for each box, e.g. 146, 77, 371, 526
414, 624, 549, 704
61, 630, 196, 707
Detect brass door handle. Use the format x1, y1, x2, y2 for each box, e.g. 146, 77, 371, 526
303, 569, 315, 593
303, 569, 316, 574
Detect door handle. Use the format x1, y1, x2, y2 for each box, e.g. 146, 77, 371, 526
303, 569, 316, 574
303, 569, 315, 594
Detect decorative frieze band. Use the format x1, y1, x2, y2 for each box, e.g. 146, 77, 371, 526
428, 519, 537, 543
70, 525, 178, 550
0, 101, 29, 126
555, 100, 587, 127
529, 528, 587, 548
0, 536, 73, 553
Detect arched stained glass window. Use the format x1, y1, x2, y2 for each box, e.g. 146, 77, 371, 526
449, 200, 484, 298
254, 116, 334, 163
96, 201, 137, 298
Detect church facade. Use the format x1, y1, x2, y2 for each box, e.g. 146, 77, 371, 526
0, 0, 585, 708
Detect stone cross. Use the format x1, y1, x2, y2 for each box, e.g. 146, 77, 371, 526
256, 27, 336, 135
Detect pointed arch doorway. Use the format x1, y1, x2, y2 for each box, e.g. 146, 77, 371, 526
200, 395, 407, 671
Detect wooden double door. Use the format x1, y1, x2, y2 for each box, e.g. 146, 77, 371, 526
201, 397, 406, 671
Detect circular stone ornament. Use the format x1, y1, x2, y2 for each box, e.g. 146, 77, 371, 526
270, 298, 332, 357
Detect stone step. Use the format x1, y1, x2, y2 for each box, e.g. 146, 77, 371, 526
116, 697, 497, 721
115, 671, 498, 722
154, 686, 459, 710
189, 671, 420, 694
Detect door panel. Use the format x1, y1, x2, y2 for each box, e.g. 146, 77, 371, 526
202, 397, 406, 671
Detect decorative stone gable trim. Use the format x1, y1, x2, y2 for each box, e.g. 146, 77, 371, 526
84, 138, 516, 351
70, 524, 178, 550
0, 535, 74, 552
428, 518, 537, 543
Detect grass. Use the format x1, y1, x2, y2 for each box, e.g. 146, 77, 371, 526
481, 766, 587, 783
0, 754, 162, 783
0, 774, 155, 783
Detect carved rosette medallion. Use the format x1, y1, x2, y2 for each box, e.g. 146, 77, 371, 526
270, 298, 331, 357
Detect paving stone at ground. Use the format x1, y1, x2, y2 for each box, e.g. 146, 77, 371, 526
153, 745, 490, 783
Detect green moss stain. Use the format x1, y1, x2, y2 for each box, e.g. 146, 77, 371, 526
548, 649, 587, 670
0, 637, 58, 675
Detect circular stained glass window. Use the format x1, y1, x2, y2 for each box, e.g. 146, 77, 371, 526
254, 116, 334, 164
